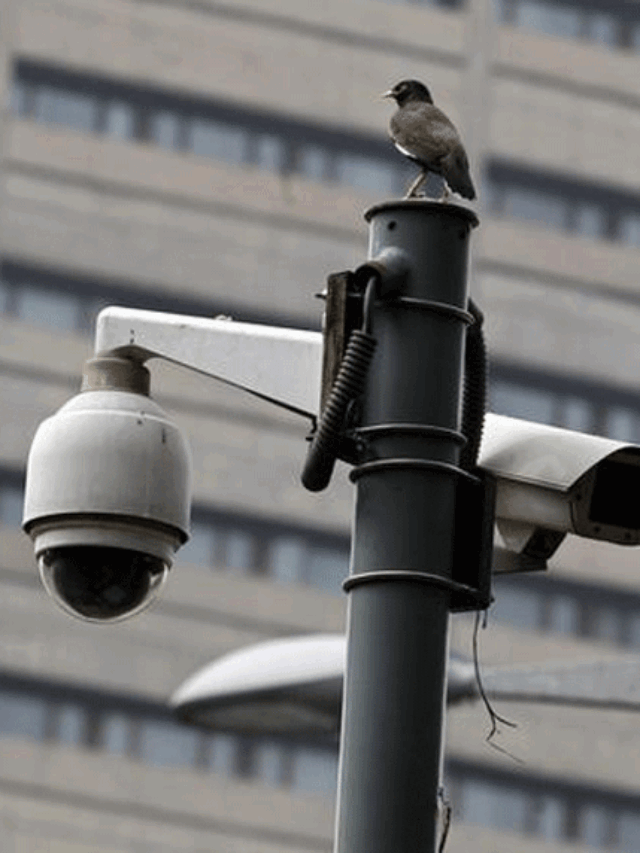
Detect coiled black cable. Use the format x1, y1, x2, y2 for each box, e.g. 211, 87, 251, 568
301, 280, 378, 492
459, 298, 488, 471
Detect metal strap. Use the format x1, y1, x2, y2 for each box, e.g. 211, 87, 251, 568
349, 458, 480, 484
353, 423, 466, 445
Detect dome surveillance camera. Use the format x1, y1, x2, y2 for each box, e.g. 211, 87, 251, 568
23, 367, 191, 623
39, 545, 168, 622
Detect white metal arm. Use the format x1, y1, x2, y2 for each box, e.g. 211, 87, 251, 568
95, 307, 323, 419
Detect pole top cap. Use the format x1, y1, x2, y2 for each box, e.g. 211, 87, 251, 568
364, 198, 479, 229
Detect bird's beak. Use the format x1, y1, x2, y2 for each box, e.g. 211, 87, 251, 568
381, 89, 394, 99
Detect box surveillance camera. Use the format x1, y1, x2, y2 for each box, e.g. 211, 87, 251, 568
479, 414, 640, 559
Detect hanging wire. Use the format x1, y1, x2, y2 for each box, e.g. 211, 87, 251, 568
472, 609, 523, 764
437, 787, 452, 853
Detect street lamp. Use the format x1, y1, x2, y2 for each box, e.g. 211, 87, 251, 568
172, 634, 345, 739
172, 633, 640, 742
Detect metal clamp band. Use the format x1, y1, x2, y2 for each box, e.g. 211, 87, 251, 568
394, 297, 474, 325
342, 570, 482, 601
353, 423, 466, 446
349, 458, 480, 484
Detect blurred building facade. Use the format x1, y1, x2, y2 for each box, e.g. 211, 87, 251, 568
1, 0, 640, 850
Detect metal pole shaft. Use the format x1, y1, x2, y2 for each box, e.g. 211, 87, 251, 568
334, 200, 478, 853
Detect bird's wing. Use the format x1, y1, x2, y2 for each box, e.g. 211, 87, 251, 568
390, 104, 461, 166
441, 147, 476, 200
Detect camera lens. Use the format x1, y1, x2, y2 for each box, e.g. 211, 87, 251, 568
39, 545, 168, 622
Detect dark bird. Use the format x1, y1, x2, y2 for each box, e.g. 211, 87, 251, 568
383, 79, 476, 201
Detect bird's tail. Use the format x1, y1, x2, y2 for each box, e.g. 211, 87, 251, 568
442, 150, 476, 201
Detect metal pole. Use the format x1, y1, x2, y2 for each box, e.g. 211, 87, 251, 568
334, 200, 478, 853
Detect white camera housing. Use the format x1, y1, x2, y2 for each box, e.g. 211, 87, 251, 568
23, 358, 191, 622
480, 414, 640, 558
22, 309, 322, 625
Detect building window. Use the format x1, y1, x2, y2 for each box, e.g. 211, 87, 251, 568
486, 163, 640, 246
11, 61, 411, 198
291, 746, 339, 795
502, 185, 570, 229
182, 509, 349, 594
189, 119, 250, 164
335, 153, 399, 196
252, 739, 292, 787
15, 284, 81, 331
178, 520, 218, 568
0, 480, 24, 527
0, 259, 313, 337
618, 812, 640, 850
138, 719, 201, 769
53, 703, 87, 745
490, 571, 640, 653
0, 673, 337, 794
619, 212, 640, 248
489, 584, 542, 630
150, 110, 182, 149
0, 692, 47, 741
545, 593, 580, 635
535, 795, 566, 840
495, 0, 640, 54
13, 63, 640, 244
103, 100, 136, 140
252, 134, 287, 171
607, 408, 640, 443
460, 778, 529, 833
573, 202, 608, 239
489, 362, 640, 440
491, 380, 557, 426
512, 1, 580, 40
305, 545, 349, 594
33, 86, 98, 132
449, 761, 640, 849
267, 533, 349, 592
223, 529, 255, 575
268, 536, 307, 584
102, 712, 131, 755
5, 668, 640, 837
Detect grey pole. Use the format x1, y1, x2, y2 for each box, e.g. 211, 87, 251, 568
334, 200, 478, 853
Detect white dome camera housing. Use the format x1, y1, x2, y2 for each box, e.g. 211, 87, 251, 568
22, 357, 191, 622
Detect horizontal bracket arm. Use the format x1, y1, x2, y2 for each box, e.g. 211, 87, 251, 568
94, 307, 323, 419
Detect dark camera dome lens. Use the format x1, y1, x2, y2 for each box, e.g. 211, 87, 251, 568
39, 546, 168, 622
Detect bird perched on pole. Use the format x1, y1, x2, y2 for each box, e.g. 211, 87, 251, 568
383, 79, 476, 201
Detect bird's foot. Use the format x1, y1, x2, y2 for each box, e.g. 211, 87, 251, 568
404, 188, 438, 200
404, 171, 427, 199
439, 185, 452, 203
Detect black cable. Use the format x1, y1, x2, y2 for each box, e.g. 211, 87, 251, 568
459, 298, 488, 471
301, 278, 378, 492
472, 610, 522, 763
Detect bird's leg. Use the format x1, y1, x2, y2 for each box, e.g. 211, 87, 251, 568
439, 182, 452, 203
404, 169, 427, 199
